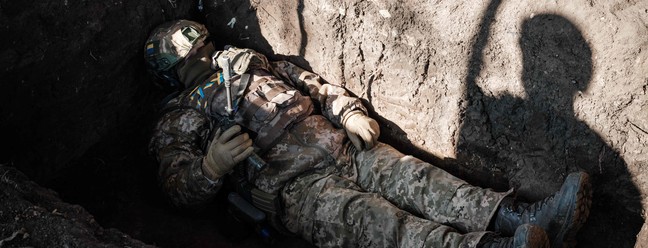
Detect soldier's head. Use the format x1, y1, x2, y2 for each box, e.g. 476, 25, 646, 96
144, 20, 210, 89
520, 14, 592, 102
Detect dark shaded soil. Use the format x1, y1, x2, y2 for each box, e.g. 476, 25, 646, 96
0, 165, 152, 248
1, 0, 647, 247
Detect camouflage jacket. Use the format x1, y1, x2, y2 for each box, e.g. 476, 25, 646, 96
149, 58, 366, 207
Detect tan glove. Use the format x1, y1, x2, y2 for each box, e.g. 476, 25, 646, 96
202, 125, 254, 180
343, 112, 380, 150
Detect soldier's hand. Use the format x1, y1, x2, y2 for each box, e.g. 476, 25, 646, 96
343, 112, 380, 150
202, 125, 254, 180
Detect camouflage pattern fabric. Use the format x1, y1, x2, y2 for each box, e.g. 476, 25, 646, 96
279, 129, 510, 247
144, 20, 209, 71
149, 51, 511, 247
353, 143, 512, 233
272, 61, 368, 128
282, 172, 488, 248
255, 115, 351, 194
149, 56, 368, 205
149, 106, 221, 207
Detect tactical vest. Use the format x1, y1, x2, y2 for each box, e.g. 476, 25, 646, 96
177, 48, 314, 152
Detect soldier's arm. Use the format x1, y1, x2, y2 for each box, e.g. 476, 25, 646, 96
149, 107, 222, 208
272, 61, 367, 127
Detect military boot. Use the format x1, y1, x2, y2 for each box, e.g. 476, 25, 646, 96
492, 172, 592, 248
478, 224, 549, 248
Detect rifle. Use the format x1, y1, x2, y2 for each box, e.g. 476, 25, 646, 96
216, 55, 267, 171
216, 55, 276, 244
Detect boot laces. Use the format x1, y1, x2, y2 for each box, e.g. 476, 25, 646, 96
525, 192, 557, 222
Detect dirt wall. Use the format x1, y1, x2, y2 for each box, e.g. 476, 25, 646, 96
1, 0, 647, 247
206, 0, 648, 246
0, 165, 152, 247
0, 0, 194, 182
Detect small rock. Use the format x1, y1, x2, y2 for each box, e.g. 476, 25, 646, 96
379, 9, 391, 18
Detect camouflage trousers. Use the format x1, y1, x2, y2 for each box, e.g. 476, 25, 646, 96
269, 116, 511, 248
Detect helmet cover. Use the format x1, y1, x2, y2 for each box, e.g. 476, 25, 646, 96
144, 19, 209, 72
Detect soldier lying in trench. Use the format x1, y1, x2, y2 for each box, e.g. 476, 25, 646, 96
145, 20, 592, 248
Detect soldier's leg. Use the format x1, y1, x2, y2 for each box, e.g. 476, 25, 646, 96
281, 172, 489, 248
353, 143, 511, 233
352, 143, 592, 247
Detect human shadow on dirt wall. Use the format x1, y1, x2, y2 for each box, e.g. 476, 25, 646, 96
457, 5, 643, 247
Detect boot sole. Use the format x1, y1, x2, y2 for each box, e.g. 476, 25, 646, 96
516, 224, 550, 248
553, 172, 592, 248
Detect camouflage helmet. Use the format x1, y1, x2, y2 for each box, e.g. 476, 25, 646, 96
144, 19, 209, 86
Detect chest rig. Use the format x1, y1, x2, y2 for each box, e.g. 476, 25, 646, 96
176, 46, 314, 237
180, 46, 314, 153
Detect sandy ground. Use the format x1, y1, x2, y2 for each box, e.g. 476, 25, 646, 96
1, 0, 647, 247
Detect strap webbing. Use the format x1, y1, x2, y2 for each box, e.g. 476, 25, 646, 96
232, 73, 251, 110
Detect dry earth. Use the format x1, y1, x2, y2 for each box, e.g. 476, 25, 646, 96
1, 0, 647, 247
207, 0, 648, 246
